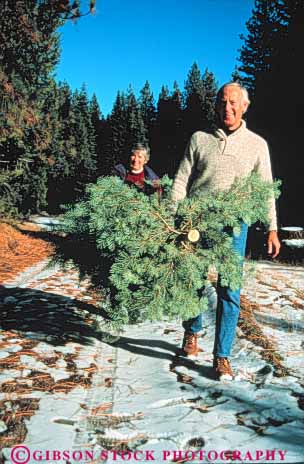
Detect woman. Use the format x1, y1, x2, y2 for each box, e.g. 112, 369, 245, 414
113, 145, 161, 196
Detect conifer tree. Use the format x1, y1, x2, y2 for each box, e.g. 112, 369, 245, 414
158, 85, 170, 103
72, 85, 97, 194
103, 89, 147, 174
0, 0, 62, 213
139, 81, 156, 140
183, 62, 206, 137
0, 0, 96, 215
153, 82, 184, 176
57, 81, 77, 177
47, 83, 100, 210
50, 0, 97, 19
238, 0, 304, 224
125, 87, 148, 154
89, 93, 104, 176
102, 91, 128, 173
238, 0, 283, 95
90, 93, 103, 134
171, 80, 183, 135
183, 63, 204, 103
61, 173, 280, 328
231, 66, 242, 83
47, 81, 76, 209
200, 68, 217, 131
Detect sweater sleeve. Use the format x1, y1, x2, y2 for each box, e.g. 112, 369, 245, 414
171, 133, 198, 203
254, 140, 278, 231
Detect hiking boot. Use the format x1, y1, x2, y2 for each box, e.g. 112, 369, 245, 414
181, 332, 199, 357
214, 357, 234, 381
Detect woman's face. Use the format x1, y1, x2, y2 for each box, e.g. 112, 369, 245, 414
129, 150, 147, 172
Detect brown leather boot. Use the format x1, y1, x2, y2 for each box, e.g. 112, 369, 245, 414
181, 332, 199, 357
214, 357, 234, 381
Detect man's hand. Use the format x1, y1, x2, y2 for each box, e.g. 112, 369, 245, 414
267, 230, 281, 258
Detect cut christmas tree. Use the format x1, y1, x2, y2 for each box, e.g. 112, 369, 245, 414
60, 173, 280, 327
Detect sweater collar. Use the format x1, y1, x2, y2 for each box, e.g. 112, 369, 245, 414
215, 119, 246, 140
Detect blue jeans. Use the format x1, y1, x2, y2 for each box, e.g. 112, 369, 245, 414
182, 222, 248, 358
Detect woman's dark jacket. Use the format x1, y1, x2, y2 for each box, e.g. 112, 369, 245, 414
113, 163, 161, 196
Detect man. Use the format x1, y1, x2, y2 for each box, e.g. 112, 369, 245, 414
171, 82, 280, 380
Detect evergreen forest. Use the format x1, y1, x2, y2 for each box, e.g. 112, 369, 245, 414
1, 0, 303, 226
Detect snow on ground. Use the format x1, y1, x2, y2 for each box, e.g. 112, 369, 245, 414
0, 259, 303, 463
244, 262, 304, 379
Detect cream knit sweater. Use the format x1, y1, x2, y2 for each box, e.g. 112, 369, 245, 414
171, 120, 277, 231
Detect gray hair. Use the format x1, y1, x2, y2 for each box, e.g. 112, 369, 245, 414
131, 144, 150, 162
217, 82, 250, 109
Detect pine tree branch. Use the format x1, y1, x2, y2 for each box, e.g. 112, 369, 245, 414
150, 210, 184, 236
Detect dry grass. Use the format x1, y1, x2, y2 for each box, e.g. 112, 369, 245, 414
0, 222, 55, 283
0, 335, 98, 446
0, 221, 102, 447
239, 295, 289, 376
0, 398, 40, 448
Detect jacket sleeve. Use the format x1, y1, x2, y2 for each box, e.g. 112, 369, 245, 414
112, 164, 126, 180
143, 165, 163, 197
254, 140, 278, 231
144, 165, 160, 181
171, 133, 198, 203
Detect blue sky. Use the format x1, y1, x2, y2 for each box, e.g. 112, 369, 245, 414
56, 0, 254, 116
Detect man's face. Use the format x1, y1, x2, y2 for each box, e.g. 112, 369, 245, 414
217, 86, 248, 131
129, 150, 146, 172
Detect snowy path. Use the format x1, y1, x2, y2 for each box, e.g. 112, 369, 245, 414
0, 260, 303, 463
